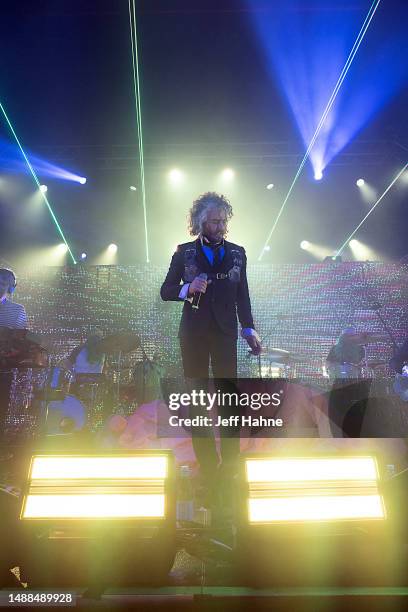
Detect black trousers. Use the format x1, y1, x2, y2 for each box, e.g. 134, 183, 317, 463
179, 327, 240, 481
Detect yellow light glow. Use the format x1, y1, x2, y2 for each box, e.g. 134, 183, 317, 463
23, 494, 165, 519
248, 495, 384, 523
246, 457, 378, 483
31, 455, 168, 480
221, 168, 235, 180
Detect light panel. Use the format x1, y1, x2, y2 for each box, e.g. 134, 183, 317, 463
248, 495, 384, 523
21, 454, 170, 521
23, 494, 165, 519
30, 455, 168, 480
246, 457, 378, 483
245, 456, 385, 524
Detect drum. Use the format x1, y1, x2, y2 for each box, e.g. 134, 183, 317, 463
46, 395, 86, 434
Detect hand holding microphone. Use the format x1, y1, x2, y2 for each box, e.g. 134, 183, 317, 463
189, 273, 208, 310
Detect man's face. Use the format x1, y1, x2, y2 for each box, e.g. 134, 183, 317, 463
202, 207, 228, 242
0, 273, 11, 300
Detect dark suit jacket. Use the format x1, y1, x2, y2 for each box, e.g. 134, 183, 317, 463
160, 238, 255, 338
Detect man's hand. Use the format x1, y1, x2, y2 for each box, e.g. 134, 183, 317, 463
241, 328, 262, 356
188, 276, 208, 295
246, 334, 262, 356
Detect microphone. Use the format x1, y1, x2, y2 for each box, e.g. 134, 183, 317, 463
192, 273, 207, 310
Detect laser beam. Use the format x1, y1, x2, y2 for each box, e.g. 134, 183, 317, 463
129, 0, 150, 263
335, 162, 408, 256
0, 100, 76, 263
258, 0, 382, 260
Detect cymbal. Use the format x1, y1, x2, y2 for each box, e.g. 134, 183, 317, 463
96, 332, 140, 354
255, 348, 306, 363
0, 327, 50, 349
348, 332, 390, 344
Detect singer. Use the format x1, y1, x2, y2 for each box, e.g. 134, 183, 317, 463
160, 192, 261, 497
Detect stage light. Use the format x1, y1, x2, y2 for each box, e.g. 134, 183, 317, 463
263, 245, 271, 252
266, 183, 274, 190
168, 168, 184, 184
56, 243, 68, 255
348, 238, 382, 261
0, 103, 76, 263
130, 185, 137, 191
335, 162, 408, 256
108, 243, 118, 254
22, 455, 168, 520
80, 252, 87, 260
300, 240, 310, 250
244, 456, 384, 524
234, 453, 391, 586
16, 451, 177, 587
221, 168, 235, 180
314, 170, 323, 181
39, 184, 48, 193
356, 178, 365, 187
78, 177, 87, 185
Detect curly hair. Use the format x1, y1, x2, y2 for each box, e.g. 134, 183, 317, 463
188, 192, 233, 236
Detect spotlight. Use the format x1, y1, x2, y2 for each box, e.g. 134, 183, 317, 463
235, 454, 389, 586
39, 184, 48, 193
168, 169, 184, 184
56, 243, 68, 254
80, 252, 87, 260
349, 239, 358, 247
314, 170, 323, 181
266, 183, 274, 190
108, 243, 118, 254
243, 456, 384, 523
221, 168, 235, 180
356, 178, 365, 187
263, 245, 271, 252
300, 240, 310, 250
79, 177, 87, 185
130, 185, 137, 191
16, 451, 177, 587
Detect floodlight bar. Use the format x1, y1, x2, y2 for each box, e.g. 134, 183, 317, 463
244, 456, 385, 524
246, 457, 378, 483
21, 454, 170, 520
30, 455, 168, 480
248, 495, 384, 523
23, 494, 165, 519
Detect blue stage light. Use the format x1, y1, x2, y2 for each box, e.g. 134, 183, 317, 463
248, 0, 406, 175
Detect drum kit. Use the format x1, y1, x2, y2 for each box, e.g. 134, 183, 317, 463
0, 328, 155, 437
250, 331, 391, 380
249, 347, 305, 378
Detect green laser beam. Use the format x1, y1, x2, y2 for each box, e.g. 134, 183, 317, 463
0, 101, 76, 264
128, 0, 150, 263
258, 0, 382, 261
335, 162, 408, 256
